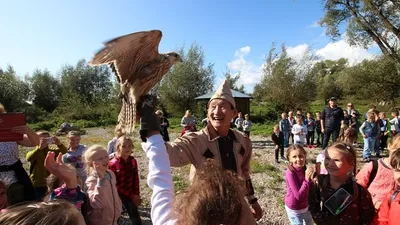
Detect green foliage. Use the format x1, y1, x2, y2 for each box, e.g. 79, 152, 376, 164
338, 55, 400, 104
309, 58, 348, 101
253, 44, 316, 112
158, 43, 215, 115
27, 69, 61, 112
0, 65, 30, 112
224, 70, 245, 93
320, 0, 400, 63
60, 59, 113, 106
250, 102, 284, 123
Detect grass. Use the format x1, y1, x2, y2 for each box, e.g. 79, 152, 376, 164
251, 160, 278, 173
172, 175, 189, 193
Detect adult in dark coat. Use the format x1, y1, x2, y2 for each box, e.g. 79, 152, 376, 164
156, 110, 170, 142
321, 97, 344, 149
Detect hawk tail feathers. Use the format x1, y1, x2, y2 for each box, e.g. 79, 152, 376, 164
118, 97, 136, 135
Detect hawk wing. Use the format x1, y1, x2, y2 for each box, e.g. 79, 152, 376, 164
89, 30, 163, 85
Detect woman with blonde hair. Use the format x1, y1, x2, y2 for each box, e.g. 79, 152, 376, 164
180, 110, 197, 136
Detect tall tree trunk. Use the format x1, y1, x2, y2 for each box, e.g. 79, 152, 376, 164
365, 0, 400, 40
344, 0, 400, 63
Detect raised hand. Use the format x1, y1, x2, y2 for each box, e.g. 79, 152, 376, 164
53, 136, 61, 146
44, 152, 77, 188
305, 166, 315, 181
10, 125, 31, 134
93, 161, 107, 179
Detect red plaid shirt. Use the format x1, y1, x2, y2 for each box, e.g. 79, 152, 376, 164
109, 156, 140, 200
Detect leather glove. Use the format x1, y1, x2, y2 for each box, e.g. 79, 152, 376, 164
138, 95, 161, 142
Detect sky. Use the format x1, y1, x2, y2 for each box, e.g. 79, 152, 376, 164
0, 0, 379, 93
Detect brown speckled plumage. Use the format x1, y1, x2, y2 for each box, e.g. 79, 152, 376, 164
89, 30, 181, 133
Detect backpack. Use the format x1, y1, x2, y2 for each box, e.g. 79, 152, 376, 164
389, 189, 400, 208
366, 160, 378, 188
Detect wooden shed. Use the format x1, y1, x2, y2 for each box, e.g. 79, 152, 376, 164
194, 89, 252, 115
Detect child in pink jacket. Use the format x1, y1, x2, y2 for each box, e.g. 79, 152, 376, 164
84, 145, 122, 225
356, 135, 400, 209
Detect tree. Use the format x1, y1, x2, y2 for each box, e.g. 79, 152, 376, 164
320, 0, 400, 63
224, 70, 245, 93
253, 44, 316, 112
338, 55, 400, 104
27, 69, 61, 112
158, 43, 215, 115
0, 65, 29, 112
308, 58, 348, 101
59, 59, 113, 106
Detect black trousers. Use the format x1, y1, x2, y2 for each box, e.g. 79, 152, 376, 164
307, 131, 315, 145
380, 134, 388, 150
274, 144, 284, 160
122, 197, 142, 225
316, 130, 322, 145
322, 128, 340, 149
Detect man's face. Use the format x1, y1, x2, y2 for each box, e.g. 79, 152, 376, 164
347, 104, 353, 109
207, 99, 237, 132
329, 100, 336, 108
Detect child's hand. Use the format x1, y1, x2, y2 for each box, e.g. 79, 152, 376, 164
39, 138, 47, 150
93, 161, 107, 179
363, 134, 367, 138
132, 195, 142, 206
305, 167, 315, 181
375, 201, 382, 209
10, 125, 31, 134
53, 136, 61, 146
44, 152, 77, 188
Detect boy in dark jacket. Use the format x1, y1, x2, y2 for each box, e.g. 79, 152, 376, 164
271, 125, 285, 163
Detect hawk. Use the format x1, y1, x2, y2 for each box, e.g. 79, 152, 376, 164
89, 30, 182, 134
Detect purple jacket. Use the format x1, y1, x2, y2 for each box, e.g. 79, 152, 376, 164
285, 166, 311, 210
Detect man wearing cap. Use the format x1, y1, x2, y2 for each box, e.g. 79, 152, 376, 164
321, 97, 345, 149
139, 80, 262, 224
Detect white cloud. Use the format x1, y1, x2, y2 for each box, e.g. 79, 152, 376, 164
287, 44, 310, 62
234, 46, 251, 57
227, 46, 263, 92
315, 39, 374, 65
227, 39, 376, 93
307, 21, 319, 29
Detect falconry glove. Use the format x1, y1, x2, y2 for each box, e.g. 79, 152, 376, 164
139, 95, 161, 142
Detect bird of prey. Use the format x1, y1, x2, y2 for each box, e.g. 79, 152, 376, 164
89, 30, 182, 134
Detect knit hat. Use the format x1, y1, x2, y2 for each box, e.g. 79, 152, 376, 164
208, 79, 236, 108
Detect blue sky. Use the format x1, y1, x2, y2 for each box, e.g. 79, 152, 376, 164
0, 0, 377, 93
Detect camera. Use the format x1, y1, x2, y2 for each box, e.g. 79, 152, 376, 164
43, 137, 54, 144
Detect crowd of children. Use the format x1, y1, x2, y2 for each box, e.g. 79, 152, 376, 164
277, 106, 400, 225
0, 128, 143, 225
2, 101, 400, 225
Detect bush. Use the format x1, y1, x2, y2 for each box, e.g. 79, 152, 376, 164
250, 102, 284, 123
29, 120, 59, 132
